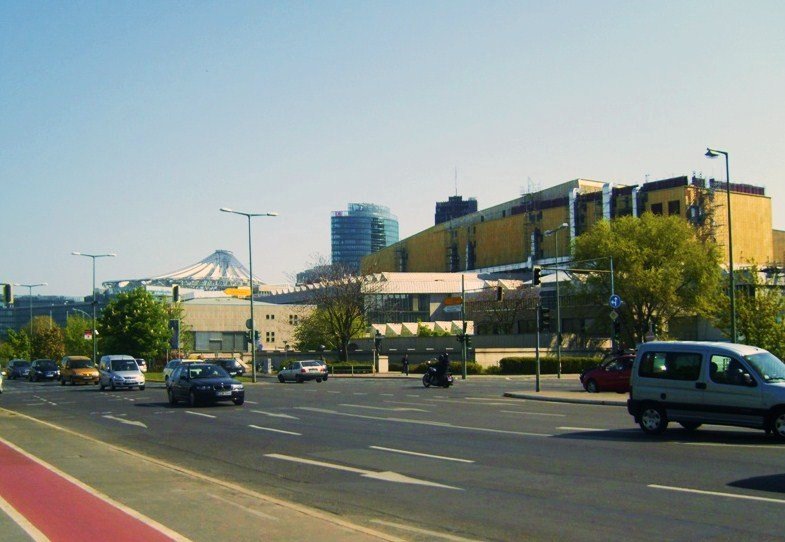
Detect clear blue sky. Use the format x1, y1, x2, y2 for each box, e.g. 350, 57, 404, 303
2, 1, 784, 296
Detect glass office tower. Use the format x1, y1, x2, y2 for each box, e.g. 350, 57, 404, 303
331, 203, 399, 272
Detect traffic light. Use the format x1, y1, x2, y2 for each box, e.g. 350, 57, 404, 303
465, 335, 472, 348
496, 285, 504, 301
539, 306, 551, 332
254, 330, 260, 341
2, 284, 11, 304
374, 331, 383, 352
456, 333, 464, 344
172, 284, 180, 303
533, 267, 542, 286
613, 319, 621, 337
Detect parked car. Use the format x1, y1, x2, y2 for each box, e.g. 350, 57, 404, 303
99, 355, 145, 391
60, 356, 99, 385
580, 354, 635, 393
135, 358, 148, 373
29, 359, 60, 382
6, 359, 31, 380
212, 358, 245, 377
167, 363, 244, 406
628, 341, 785, 439
277, 360, 329, 383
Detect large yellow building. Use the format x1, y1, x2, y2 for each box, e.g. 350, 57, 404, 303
364, 176, 775, 273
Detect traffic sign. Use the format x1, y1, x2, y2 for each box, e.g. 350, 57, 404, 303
609, 310, 619, 321
609, 294, 622, 309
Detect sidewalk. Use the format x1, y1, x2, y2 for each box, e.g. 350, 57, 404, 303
0, 410, 403, 542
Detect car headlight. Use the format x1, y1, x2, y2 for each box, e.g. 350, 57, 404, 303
112, 375, 124, 381
231, 384, 244, 391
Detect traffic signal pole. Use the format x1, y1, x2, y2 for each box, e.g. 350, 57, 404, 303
535, 298, 541, 393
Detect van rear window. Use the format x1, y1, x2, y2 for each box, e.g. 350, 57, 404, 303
639, 351, 702, 381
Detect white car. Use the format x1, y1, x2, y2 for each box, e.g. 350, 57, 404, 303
277, 360, 328, 383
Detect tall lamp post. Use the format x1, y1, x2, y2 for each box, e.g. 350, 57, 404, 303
15, 283, 47, 341
72, 252, 116, 366
705, 147, 736, 343
544, 222, 569, 378
220, 208, 278, 383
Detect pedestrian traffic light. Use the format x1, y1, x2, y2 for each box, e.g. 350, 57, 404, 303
539, 306, 551, 332
533, 267, 542, 286
496, 285, 504, 301
2, 284, 11, 305
172, 284, 180, 303
465, 335, 472, 348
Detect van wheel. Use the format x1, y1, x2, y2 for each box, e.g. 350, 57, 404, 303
769, 409, 785, 441
278, 374, 285, 383
639, 404, 668, 435
679, 422, 702, 431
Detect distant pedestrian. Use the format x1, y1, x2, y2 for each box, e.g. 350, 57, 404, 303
401, 354, 409, 376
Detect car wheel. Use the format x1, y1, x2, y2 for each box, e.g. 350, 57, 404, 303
769, 408, 785, 441
233, 397, 244, 406
679, 422, 702, 431
110, 381, 116, 391
585, 379, 599, 393
139, 385, 145, 391
278, 374, 285, 383
316, 378, 322, 383
323, 374, 328, 381
188, 391, 198, 407
168, 389, 177, 405
295, 375, 303, 383
639, 403, 668, 435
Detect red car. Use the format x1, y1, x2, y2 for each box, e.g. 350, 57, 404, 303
580, 354, 634, 393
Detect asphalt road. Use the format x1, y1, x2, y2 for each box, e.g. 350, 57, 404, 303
2, 376, 785, 541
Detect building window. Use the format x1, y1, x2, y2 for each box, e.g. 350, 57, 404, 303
289, 314, 299, 325
265, 331, 275, 343
265, 314, 275, 320
668, 200, 681, 216
650, 203, 663, 215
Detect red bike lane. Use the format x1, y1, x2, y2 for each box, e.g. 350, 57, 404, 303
0, 437, 185, 542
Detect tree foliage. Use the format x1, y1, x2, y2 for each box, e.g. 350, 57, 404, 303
572, 213, 723, 345
293, 262, 374, 361
465, 285, 537, 334
714, 266, 785, 357
0, 329, 30, 361
99, 288, 171, 361
64, 314, 93, 357
31, 316, 65, 360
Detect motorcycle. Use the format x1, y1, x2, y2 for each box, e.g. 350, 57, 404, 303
422, 360, 454, 388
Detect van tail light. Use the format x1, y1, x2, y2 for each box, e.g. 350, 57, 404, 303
301, 369, 307, 373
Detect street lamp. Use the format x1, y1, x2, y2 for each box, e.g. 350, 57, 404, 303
220, 207, 278, 383
15, 283, 47, 341
705, 147, 736, 343
72, 252, 116, 365
544, 222, 569, 378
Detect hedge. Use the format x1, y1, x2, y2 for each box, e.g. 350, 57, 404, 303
498, 356, 600, 375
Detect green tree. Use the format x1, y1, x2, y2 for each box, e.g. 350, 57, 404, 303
715, 265, 785, 357
64, 314, 93, 357
293, 308, 335, 351
0, 329, 31, 360
99, 288, 171, 361
31, 316, 65, 360
572, 213, 723, 345
465, 285, 538, 335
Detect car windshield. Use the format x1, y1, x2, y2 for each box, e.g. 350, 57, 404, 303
15, 361, 31, 368
71, 360, 93, 369
111, 360, 138, 371
745, 352, 785, 383
188, 365, 229, 379
38, 361, 57, 370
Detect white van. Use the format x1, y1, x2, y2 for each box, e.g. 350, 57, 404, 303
628, 341, 785, 439
99, 355, 145, 391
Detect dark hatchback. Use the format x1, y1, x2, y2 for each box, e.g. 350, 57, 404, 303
6, 360, 31, 380
167, 363, 245, 407
29, 359, 60, 381
212, 358, 246, 377
580, 354, 635, 393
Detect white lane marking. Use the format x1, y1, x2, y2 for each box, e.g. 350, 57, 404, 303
102, 415, 148, 428
558, 427, 603, 432
406, 395, 421, 398
500, 410, 566, 417
327, 391, 341, 394
205, 492, 278, 520
250, 410, 299, 420
353, 392, 368, 396
264, 454, 462, 490
32, 395, 57, 406
679, 442, 778, 449
383, 400, 431, 408
370, 446, 474, 463
249, 425, 301, 436
0, 494, 48, 542
244, 400, 259, 404
371, 519, 483, 542
296, 407, 552, 437
0, 436, 191, 541
380, 393, 394, 397
186, 411, 216, 419
340, 404, 427, 412
649, 484, 785, 504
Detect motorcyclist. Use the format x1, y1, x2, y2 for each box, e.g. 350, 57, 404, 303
435, 352, 450, 384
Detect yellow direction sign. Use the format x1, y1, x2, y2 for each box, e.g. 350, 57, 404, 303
224, 287, 251, 298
